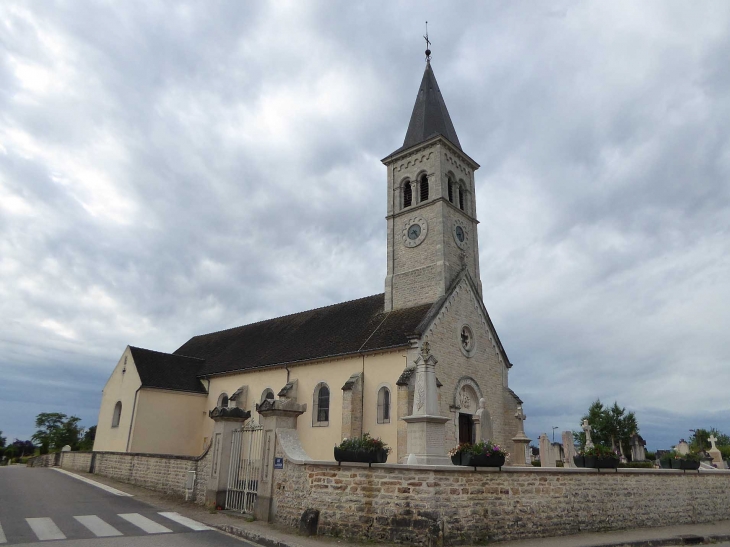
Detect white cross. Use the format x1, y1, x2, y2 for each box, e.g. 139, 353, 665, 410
709, 434, 718, 450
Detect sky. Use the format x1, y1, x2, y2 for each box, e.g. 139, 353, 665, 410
1, 1, 728, 451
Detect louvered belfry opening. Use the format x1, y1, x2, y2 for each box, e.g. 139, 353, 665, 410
459, 186, 465, 210
403, 182, 412, 208
420, 175, 428, 202
447, 180, 453, 203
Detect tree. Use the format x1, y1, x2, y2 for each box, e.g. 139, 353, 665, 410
689, 428, 730, 453
5, 439, 35, 459
79, 425, 96, 451
574, 399, 638, 458
0, 430, 6, 460
31, 413, 84, 452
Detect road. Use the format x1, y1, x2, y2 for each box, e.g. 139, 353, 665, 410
0, 466, 253, 546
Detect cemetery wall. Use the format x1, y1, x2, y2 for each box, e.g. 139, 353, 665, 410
26, 445, 212, 505
272, 461, 730, 545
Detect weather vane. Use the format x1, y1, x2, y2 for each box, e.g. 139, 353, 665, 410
424, 21, 431, 61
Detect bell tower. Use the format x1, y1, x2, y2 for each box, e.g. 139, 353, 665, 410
383, 58, 482, 312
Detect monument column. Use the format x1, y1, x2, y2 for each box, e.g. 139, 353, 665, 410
402, 342, 451, 465
511, 405, 531, 467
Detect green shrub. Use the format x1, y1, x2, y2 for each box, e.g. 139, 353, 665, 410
645, 450, 656, 460
336, 433, 391, 454
719, 446, 730, 460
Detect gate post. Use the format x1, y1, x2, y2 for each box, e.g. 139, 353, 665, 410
206, 407, 251, 508
254, 398, 307, 522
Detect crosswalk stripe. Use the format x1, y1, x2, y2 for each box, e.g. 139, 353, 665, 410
26, 518, 66, 541
118, 513, 172, 534
158, 512, 212, 531
0, 522, 6, 544
74, 515, 123, 537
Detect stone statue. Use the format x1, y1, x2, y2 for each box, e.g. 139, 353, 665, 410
475, 398, 493, 442
582, 419, 594, 449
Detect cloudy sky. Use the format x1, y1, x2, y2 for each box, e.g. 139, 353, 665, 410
1, 1, 728, 451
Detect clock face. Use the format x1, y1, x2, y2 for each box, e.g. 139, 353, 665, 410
453, 220, 469, 249
408, 224, 422, 240
402, 217, 428, 247
455, 226, 465, 242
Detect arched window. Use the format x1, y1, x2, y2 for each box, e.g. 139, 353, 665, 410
377, 387, 391, 424
458, 185, 465, 210
419, 175, 429, 202
447, 179, 454, 203
217, 393, 229, 409
403, 182, 412, 208
312, 383, 330, 426
111, 401, 122, 428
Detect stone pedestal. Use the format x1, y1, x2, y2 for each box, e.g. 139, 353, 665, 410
511, 405, 531, 467
403, 343, 452, 466
205, 407, 251, 508
254, 398, 307, 522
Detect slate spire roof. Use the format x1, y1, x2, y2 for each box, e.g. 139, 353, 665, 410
399, 60, 462, 154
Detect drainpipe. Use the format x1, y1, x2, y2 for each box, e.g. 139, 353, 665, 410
126, 386, 142, 452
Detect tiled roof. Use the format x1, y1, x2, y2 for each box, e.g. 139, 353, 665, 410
129, 346, 206, 393
174, 294, 433, 377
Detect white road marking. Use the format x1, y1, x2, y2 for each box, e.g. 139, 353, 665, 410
53, 468, 133, 496
74, 515, 123, 537
158, 512, 212, 531
118, 513, 172, 534
26, 517, 66, 541
0, 522, 6, 544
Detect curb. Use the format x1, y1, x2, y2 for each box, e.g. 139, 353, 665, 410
587, 533, 730, 547
212, 523, 307, 547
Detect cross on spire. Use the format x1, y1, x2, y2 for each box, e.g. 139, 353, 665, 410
424, 21, 431, 61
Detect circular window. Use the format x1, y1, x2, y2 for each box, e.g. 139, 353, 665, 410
459, 325, 476, 357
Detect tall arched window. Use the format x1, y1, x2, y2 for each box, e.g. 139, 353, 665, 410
377, 387, 391, 424
458, 185, 465, 210
403, 182, 412, 208
419, 175, 429, 202
447, 179, 454, 203
312, 383, 330, 426
111, 401, 122, 428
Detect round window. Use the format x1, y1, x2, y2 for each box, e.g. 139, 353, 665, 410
460, 325, 475, 357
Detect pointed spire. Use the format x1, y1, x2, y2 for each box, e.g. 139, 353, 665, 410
400, 61, 462, 152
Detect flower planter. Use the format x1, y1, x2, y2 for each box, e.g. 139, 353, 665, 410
451, 453, 463, 466
670, 458, 700, 471
573, 455, 585, 467
463, 453, 506, 468
334, 447, 388, 465
583, 455, 597, 468
659, 459, 672, 469
579, 455, 619, 469
595, 456, 620, 469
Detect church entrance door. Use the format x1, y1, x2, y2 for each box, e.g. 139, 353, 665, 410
458, 413, 474, 445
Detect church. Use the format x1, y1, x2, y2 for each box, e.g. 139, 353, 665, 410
93, 55, 525, 464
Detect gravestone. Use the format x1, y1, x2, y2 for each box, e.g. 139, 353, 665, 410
582, 420, 594, 449
676, 440, 690, 455
630, 432, 646, 461
539, 434, 562, 467
511, 405, 531, 466
562, 431, 577, 467
61, 445, 71, 452
708, 435, 725, 468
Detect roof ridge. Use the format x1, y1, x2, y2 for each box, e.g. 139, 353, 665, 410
130, 345, 205, 361
183, 293, 385, 341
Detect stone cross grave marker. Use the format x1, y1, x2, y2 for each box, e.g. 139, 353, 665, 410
582, 419, 594, 449
708, 434, 724, 467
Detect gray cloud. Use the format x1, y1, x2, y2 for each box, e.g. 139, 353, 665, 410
1, 1, 729, 450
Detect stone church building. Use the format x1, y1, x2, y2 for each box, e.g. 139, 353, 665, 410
94, 58, 524, 464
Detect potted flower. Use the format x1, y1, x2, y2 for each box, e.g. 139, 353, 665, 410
334, 433, 390, 465
670, 451, 701, 471
580, 444, 620, 470
448, 443, 472, 465
463, 440, 509, 469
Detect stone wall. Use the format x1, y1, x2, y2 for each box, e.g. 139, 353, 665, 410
27, 445, 212, 505
272, 461, 730, 546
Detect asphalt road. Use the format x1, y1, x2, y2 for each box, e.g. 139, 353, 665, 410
0, 466, 253, 546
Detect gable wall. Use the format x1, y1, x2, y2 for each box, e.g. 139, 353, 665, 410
93, 347, 142, 452
421, 278, 516, 454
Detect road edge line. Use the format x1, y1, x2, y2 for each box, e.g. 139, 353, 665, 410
52, 468, 134, 496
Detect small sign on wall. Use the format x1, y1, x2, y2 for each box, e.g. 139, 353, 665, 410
274, 457, 284, 469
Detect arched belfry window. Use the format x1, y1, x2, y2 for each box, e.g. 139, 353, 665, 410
111, 401, 122, 428
217, 393, 229, 409
377, 387, 391, 424
313, 383, 330, 426
458, 185, 465, 211
403, 182, 412, 208
420, 175, 429, 202
447, 179, 454, 203
261, 388, 275, 403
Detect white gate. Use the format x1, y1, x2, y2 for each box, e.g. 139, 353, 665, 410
226, 422, 264, 512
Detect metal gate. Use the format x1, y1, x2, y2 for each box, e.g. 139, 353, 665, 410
226, 422, 264, 512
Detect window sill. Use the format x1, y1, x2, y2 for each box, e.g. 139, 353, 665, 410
312, 422, 329, 427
